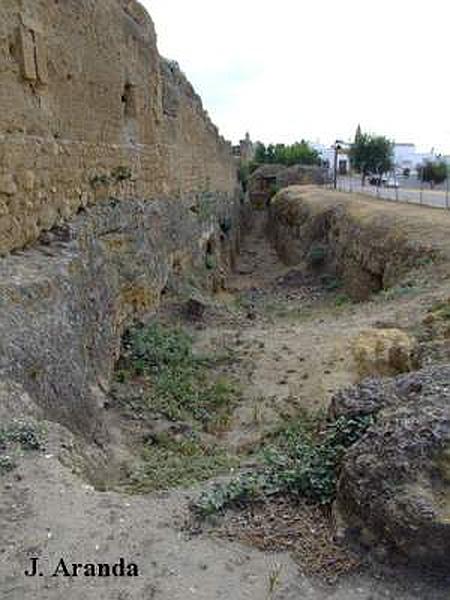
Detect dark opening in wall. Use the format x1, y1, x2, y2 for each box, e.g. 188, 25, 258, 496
121, 82, 138, 119
205, 239, 217, 270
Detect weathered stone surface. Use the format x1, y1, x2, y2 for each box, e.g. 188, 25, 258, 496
331, 365, 450, 569
0, 174, 17, 196
248, 164, 328, 209
352, 328, 419, 379
0, 193, 242, 440
269, 187, 445, 300
0, 0, 237, 255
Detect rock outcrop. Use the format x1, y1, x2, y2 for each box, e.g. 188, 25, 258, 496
351, 328, 419, 379
0, 194, 243, 439
331, 365, 450, 569
269, 186, 446, 300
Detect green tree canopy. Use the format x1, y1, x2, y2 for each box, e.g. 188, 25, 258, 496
252, 140, 320, 167
418, 161, 448, 188
349, 132, 393, 184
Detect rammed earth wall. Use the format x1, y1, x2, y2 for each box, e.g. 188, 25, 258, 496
0, 0, 242, 437
0, 0, 237, 254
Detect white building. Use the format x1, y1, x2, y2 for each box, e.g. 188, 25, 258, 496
312, 143, 351, 174
393, 144, 417, 172
394, 143, 439, 174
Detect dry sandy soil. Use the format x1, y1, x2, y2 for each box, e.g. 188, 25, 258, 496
1, 207, 450, 599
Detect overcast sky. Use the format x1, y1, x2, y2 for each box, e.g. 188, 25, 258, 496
143, 0, 450, 153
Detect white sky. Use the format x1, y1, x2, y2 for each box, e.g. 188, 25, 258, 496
143, 0, 450, 153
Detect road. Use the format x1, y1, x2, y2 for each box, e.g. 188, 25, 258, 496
336, 176, 450, 209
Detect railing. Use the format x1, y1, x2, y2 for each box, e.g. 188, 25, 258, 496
329, 174, 450, 210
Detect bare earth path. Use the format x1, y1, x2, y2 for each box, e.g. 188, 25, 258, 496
1, 212, 449, 599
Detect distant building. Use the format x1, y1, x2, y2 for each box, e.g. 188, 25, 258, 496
393, 143, 417, 172
232, 132, 255, 163
312, 143, 351, 175
394, 144, 441, 174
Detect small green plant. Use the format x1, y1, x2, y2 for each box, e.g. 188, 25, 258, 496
219, 216, 233, 235
267, 563, 283, 599
428, 299, 450, 320
380, 281, 419, 300
111, 166, 132, 182
321, 274, 343, 291
269, 183, 281, 199
416, 255, 435, 267
335, 293, 351, 307
0, 420, 44, 451
308, 245, 327, 268
124, 433, 238, 493
0, 455, 16, 475
116, 323, 241, 492
117, 323, 239, 427
0, 420, 45, 476
193, 414, 373, 515
205, 253, 217, 270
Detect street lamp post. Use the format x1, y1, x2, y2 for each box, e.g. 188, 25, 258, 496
333, 140, 343, 190
446, 164, 449, 209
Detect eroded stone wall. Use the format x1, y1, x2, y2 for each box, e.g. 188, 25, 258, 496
0, 0, 237, 254
0, 193, 244, 438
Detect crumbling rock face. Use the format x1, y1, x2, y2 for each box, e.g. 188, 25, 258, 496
248, 164, 327, 209
331, 365, 450, 569
0, 194, 242, 440
351, 328, 419, 379
0, 0, 237, 254
269, 187, 440, 300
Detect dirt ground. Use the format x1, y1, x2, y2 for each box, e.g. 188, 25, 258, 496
1, 210, 450, 599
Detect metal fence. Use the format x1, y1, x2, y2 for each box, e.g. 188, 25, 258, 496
328, 174, 450, 210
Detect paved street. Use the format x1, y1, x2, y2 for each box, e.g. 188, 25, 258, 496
336, 176, 450, 209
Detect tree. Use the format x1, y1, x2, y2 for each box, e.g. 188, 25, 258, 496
254, 142, 267, 164
417, 161, 448, 189
349, 132, 393, 186
251, 140, 320, 168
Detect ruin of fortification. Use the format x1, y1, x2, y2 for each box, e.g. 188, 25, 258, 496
0, 0, 237, 254
0, 0, 241, 437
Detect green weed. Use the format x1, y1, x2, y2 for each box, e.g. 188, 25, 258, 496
0, 420, 45, 451
0, 420, 45, 476
0, 455, 16, 475
124, 433, 238, 493
117, 323, 239, 428
193, 414, 373, 515
428, 299, 450, 320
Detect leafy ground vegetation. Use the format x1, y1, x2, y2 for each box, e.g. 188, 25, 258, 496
193, 412, 372, 515
0, 420, 45, 474
113, 323, 241, 492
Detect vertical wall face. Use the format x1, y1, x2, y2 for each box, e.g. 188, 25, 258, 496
0, 0, 237, 254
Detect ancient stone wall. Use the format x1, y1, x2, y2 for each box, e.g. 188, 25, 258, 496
0, 193, 245, 438
0, 0, 237, 254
